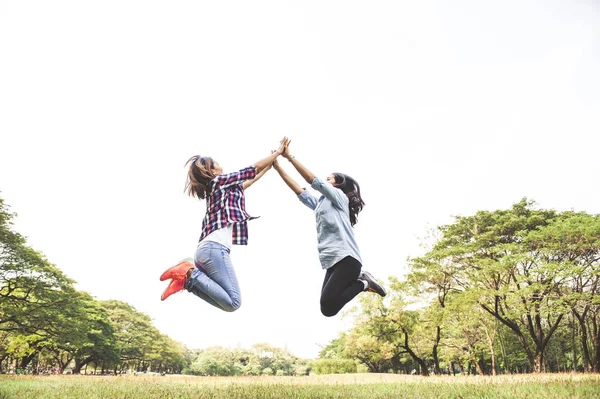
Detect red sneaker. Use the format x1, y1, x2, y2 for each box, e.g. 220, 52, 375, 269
160, 258, 194, 281
161, 278, 186, 301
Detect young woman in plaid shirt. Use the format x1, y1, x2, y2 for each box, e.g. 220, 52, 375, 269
159, 137, 290, 311
273, 140, 386, 317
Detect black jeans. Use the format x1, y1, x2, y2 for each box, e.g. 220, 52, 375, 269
320, 256, 364, 317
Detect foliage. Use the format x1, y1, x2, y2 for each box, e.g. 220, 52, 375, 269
3, 191, 600, 377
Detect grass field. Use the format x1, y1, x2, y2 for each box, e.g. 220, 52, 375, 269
1, 372, 599, 399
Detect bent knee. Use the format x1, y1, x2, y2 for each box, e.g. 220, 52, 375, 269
320, 298, 339, 317
320, 306, 338, 317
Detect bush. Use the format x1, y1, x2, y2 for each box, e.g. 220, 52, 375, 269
310, 359, 357, 375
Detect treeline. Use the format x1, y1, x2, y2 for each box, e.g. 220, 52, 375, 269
321, 198, 600, 375
0, 195, 187, 374
185, 344, 310, 376
3, 194, 600, 376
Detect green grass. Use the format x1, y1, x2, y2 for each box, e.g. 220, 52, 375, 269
1, 373, 599, 399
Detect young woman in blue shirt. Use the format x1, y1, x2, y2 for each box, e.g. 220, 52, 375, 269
273, 141, 386, 317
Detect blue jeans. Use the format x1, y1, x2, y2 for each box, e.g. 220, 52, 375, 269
184, 241, 242, 312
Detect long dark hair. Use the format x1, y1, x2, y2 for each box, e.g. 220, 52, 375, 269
184, 155, 217, 200
332, 173, 365, 226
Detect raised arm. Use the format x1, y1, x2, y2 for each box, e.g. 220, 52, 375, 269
282, 140, 316, 185
273, 157, 303, 195
242, 163, 271, 190
273, 156, 318, 210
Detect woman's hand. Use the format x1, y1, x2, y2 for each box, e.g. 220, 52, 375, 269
282, 139, 293, 160
253, 138, 288, 174
276, 136, 290, 155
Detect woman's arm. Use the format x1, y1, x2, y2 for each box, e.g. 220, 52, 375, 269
274, 158, 318, 210
273, 158, 303, 195
282, 141, 316, 185
242, 163, 271, 190
214, 137, 288, 189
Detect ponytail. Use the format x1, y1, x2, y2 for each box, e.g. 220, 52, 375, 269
332, 173, 365, 226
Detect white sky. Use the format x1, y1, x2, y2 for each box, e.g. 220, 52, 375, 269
1, 1, 599, 359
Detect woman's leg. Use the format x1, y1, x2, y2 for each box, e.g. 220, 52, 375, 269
184, 242, 242, 312
320, 256, 363, 317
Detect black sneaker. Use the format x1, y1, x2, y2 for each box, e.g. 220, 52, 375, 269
360, 271, 386, 297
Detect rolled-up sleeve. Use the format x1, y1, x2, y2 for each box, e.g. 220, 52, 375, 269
213, 166, 257, 189
298, 189, 318, 210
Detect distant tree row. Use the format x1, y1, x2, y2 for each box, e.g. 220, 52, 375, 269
3, 193, 599, 376
184, 344, 310, 376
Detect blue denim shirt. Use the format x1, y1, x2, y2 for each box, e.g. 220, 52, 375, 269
298, 177, 362, 270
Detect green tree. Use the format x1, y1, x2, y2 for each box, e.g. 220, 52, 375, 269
414, 199, 598, 373
71, 293, 118, 374
148, 334, 187, 374
188, 346, 241, 376
0, 196, 78, 339
548, 213, 600, 372
100, 300, 156, 373
349, 291, 431, 375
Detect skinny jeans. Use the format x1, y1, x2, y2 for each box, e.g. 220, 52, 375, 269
184, 241, 241, 312
320, 256, 363, 317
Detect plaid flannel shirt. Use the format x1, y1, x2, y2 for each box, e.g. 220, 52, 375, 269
199, 166, 258, 245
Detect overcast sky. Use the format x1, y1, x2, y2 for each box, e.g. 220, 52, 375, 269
1, 1, 598, 359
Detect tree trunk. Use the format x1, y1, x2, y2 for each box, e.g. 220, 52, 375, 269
0, 355, 8, 373
573, 314, 579, 372
401, 331, 429, 376
483, 300, 564, 374
482, 303, 536, 371
432, 326, 441, 375
498, 327, 509, 374
592, 313, 599, 372
573, 309, 591, 371
525, 308, 564, 373
471, 352, 484, 376
56, 354, 73, 371
534, 352, 544, 373
482, 320, 497, 376
19, 353, 37, 370
73, 357, 93, 374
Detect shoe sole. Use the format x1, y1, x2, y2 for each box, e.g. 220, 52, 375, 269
369, 287, 387, 297
362, 271, 387, 297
